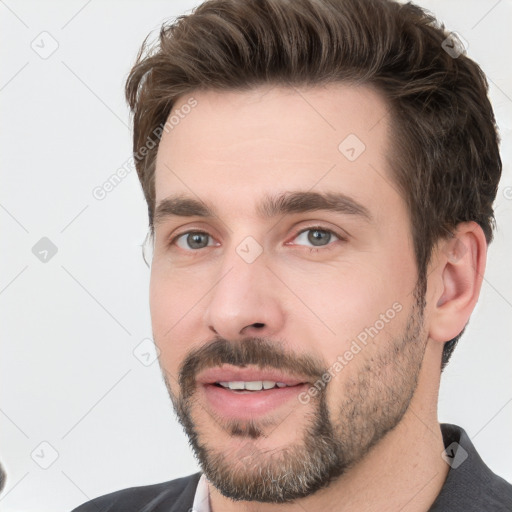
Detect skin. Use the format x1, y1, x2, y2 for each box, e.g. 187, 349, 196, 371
149, 83, 487, 511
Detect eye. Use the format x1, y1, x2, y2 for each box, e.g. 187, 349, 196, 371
172, 231, 217, 250
290, 226, 343, 250
169, 226, 344, 253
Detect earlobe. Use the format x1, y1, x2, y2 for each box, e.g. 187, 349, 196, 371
429, 222, 487, 343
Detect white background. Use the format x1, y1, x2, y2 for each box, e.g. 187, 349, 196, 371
1, 1, 511, 511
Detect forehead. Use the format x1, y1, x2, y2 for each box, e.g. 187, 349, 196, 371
154, 83, 397, 220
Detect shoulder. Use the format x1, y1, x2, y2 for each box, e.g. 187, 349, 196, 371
70, 472, 202, 512
430, 424, 512, 511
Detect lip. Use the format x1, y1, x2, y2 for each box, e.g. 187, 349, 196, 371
196, 364, 311, 387
200, 382, 310, 420
196, 365, 312, 421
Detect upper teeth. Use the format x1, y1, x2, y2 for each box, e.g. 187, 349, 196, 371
217, 381, 289, 390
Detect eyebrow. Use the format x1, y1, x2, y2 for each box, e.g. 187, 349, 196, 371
153, 190, 372, 225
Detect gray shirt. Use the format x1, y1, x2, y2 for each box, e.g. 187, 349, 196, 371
71, 423, 512, 511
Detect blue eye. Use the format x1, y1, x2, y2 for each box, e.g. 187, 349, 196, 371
292, 227, 341, 250
174, 231, 216, 250
169, 226, 344, 254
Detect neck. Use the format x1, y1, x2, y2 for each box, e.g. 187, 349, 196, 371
208, 342, 449, 512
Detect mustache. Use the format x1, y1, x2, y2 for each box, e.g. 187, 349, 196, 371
178, 336, 326, 398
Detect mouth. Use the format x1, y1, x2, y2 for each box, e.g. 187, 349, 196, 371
196, 365, 311, 387
213, 380, 297, 391
196, 365, 311, 420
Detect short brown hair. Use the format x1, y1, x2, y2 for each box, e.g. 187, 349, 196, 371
125, 0, 501, 369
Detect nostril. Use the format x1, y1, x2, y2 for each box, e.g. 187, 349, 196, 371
252, 323, 265, 329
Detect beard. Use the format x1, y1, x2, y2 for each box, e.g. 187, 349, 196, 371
161, 284, 427, 504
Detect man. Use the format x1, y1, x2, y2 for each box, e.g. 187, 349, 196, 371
72, 0, 512, 510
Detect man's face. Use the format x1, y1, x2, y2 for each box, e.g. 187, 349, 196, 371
150, 84, 428, 502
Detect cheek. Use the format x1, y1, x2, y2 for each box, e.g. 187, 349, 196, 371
149, 269, 174, 337
149, 262, 206, 329
149, 266, 203, 376
288, 260, 412, 378
288, 259, 402, 330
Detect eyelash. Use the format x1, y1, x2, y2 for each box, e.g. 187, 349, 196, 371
168, 225, 346, 254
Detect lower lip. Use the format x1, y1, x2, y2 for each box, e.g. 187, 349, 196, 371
201, 383, 309, 420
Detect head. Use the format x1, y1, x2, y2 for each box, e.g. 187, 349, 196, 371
125, 0, 501, 503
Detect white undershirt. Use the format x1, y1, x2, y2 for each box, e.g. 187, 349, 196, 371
191, 473, 211, 512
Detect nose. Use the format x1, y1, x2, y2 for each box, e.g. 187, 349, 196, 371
202, 246, 286, 340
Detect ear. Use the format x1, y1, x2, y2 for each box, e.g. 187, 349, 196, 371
428, 222, 487, 343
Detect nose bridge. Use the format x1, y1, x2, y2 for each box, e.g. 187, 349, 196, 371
203, 234, 284, 338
